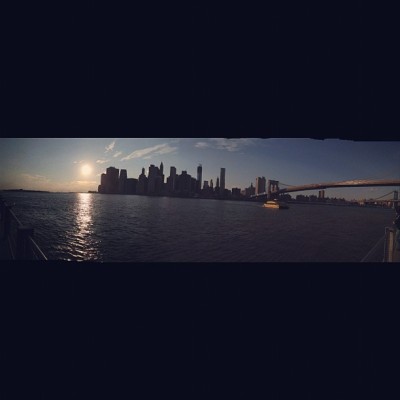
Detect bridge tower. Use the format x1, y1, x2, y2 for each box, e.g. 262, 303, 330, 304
394, 190, 398, 209
267, 180, 280, 199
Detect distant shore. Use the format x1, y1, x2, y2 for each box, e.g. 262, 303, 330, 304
1, 189, 50, 193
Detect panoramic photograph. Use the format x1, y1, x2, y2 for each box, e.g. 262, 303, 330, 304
1, 137, 399, 262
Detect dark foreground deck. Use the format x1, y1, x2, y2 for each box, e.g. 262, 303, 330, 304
0, 197, 47, 261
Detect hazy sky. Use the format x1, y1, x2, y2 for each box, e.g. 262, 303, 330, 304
1, 138, 400, 200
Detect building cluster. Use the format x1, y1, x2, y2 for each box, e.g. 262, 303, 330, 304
97, 167, 397, 207
98, 163, 236, 199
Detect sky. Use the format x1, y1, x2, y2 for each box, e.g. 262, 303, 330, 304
1, 138, 400, 200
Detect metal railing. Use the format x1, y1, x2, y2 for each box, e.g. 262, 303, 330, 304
383, 226, 398, 262
0, 197, 47, 260
361, 235, 386, 262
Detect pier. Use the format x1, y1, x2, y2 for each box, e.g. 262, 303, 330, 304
0, 197, 47, 260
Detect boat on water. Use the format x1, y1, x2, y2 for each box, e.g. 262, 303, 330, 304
263, 200, 289, 209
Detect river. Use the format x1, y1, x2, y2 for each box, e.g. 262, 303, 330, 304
1, 192, 395, 262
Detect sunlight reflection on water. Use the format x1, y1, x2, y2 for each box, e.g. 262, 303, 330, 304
77, 193, 92, 235
3, 192, 395, 262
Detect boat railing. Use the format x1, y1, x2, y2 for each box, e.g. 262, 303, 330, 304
0, 197, 47, 260
361, 225, 399, 262
382, 226, 398, 262
361, 234, 386, 262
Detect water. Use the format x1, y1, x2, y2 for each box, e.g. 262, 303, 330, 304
1, 192, 395, 262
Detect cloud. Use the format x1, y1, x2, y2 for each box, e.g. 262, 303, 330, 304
121, 143, 177, 161
113, 151, 122, 158
73, 160, 84, 164
105, 140, 116, 153
96, 159, 110, 164
210, 138, 255, 152
154, 145, 177, 156
195, 142, 210, 149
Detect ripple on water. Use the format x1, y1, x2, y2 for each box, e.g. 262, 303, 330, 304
3, 193, 395, 262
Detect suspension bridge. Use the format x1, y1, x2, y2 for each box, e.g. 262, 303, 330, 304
250, 179, 400, 202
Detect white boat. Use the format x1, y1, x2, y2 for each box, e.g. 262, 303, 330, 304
263, 200, 289, 209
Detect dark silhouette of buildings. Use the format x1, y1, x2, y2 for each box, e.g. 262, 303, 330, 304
166, 166, 177, 194
137, 168, 148, 195
147, 163, 164, 195
220, 168, 225, 196
256, 176, 266, 195
245, 183, 255, 197
126, 178, 138, 194
177, 171, 191, 196
119, 169, 127, 194
98, 166, 119, 194
197, 164, 202, 194
232, 188, 241, 198
96, 162, 264, 201
98, 166, 138, 195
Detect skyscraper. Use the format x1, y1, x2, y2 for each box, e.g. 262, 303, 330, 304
119, 169, 127, 194
137, 168, 148, 195
220, 168, 225, 197
177, 170, 191, 195
147, 164, 158, 194
197, 164, 202, 193
166, 166, 177, 193
125, 178, 138, 194
245, 183, 255, 197
105, 166, 119, 194
256, 177, 266, 195
159, 162, 164, 192
98, 173, 107, 193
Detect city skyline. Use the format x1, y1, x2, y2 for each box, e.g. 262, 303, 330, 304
1, 138, 400, 200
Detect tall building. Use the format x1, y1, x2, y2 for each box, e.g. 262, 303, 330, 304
232, 188, 241, 197
104, 166, 119, 194
190, 177, 197, 194
125, 178, 137, 194
98, 173, 107, 193
256, 177, 266, 195
245, 183, 255, 197
147, 164, 158, 194
210, 179, 214, 189
166, 166, 177, 194
197, 164, 202, 193
119, 169, 127, 194
177, 170, 191, 195
160, 162, 164, 176
158, 162, 165, 193
137, 168, 148, 195
220, 168, 225, 195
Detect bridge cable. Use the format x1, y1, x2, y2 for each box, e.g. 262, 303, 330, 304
370, 191, 394, 201
279, 182, 296, 187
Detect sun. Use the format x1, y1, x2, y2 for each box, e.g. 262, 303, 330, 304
81, 164, 92, 176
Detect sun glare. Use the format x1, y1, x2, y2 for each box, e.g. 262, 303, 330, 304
81, 164, 92, 176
